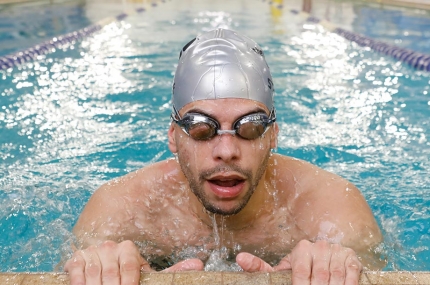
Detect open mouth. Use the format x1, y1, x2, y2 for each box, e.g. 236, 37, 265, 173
208, 179, 244, 187
206, 175, 246, 198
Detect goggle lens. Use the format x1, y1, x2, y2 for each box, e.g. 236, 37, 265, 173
188, 122, 217, 140
173, 111, 275, 141
236, 120, 266, 140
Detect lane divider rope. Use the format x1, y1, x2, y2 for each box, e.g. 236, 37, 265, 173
0, 3, 161, 71
268, 1, 430, 72
3, 1, 428, 72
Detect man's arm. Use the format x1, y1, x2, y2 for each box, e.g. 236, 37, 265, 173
290, 163, 384, 268
237, 157, 385, 284
72, 178, 138, 247
65, 164, 204, 285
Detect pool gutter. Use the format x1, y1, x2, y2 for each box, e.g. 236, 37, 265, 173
367, 0, 430, 10
1, 271, 430, 284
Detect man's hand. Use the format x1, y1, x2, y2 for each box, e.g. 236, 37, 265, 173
236, 240, 363, 285
64, 240, 204, 285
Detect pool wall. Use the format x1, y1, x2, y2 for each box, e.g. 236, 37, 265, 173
373, 0, 430, 9
0, 271, 430, 285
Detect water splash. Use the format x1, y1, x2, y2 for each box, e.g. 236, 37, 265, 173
203, 214, 242, 271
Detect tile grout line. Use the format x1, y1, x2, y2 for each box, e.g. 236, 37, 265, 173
362, 272, 373, 285
171, 271, 176, 285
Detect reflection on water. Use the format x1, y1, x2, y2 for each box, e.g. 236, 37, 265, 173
0, 0, 429, 272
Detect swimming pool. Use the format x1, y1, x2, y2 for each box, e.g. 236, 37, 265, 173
0, 0, 429, 272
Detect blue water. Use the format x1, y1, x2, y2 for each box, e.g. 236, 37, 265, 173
0, 0, 429, 272
0, 1, 96, 57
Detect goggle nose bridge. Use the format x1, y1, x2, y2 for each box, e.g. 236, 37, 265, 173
217, 129, 237, 136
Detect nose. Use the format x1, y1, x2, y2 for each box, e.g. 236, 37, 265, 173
211, 132, 241, 163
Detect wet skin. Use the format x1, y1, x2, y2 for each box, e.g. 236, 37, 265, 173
65, 99, 384, 285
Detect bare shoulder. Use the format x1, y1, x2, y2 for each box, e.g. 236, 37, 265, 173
270, 154, 383, 263
267, 154, 339, 194
270, 153, 364, 201
269, 154, 343, 182
106, 158, 184, 195
73, 159, 184, 246
84, 158, 181, 205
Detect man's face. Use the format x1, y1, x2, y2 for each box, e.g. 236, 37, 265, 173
168, 98, 278, 216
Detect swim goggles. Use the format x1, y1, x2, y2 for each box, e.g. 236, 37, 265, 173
171, 108, 276, 141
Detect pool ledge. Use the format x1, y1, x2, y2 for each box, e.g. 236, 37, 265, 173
1, 271, 430, 284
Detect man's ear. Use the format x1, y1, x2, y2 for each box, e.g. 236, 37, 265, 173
168, 123, 178, 153
270, 122, 279, 149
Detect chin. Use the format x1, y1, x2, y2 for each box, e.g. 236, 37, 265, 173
204, 201, 245, 216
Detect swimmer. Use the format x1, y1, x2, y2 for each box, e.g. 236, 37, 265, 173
65, 28, 384, 285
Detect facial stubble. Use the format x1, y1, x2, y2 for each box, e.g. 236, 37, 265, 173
177, 148, 271, 216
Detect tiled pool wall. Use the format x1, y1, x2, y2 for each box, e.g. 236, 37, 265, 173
0, 0, 429, 283
0, 271, 430, 285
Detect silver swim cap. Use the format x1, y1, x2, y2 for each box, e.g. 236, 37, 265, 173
172, 29, 274, 112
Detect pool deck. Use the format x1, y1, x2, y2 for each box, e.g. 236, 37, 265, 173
1, 271, 430, 284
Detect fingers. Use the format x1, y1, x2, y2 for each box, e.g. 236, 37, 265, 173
273, 257, 292, 271
118, 240, 145, 285
285, 240, 363, 285
328, 243, 362, 285
236, 252, 274, 272
328, 244, 347, 285
311, 240, 331, 284
64, 251, 86, 285
65, 240, 205, 285
163, 258, 204, 272
84, 246, 103, 285
98, 241, 121, 285
65, 240, 145, 285
287, 240, 313, 285
344, 252, 362, 285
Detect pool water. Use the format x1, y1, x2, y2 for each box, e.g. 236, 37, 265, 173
0, 1, 95, 57
0, 0, 429, 272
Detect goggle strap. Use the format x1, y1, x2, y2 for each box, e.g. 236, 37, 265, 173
269, 108, 276, 122
172, 105, 181, 121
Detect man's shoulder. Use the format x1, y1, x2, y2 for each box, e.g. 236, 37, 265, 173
268, 153, 351, 197
269, 154, 320, 176
271, 154, 382, 248
134, 158, 183, 179
270, 153, 342, 178
97, 158, 184, 196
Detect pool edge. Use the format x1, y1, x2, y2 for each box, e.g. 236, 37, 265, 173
366, 0, 430, 10
0, 271, 429, 284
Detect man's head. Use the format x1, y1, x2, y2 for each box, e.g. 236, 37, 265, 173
169, 29, 278, 216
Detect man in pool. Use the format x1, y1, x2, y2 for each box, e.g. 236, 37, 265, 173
65, 28, 384, 285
